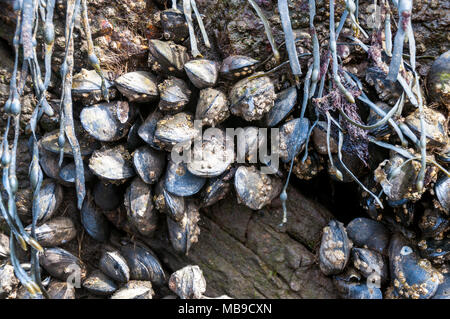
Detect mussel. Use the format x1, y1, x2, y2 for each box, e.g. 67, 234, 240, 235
114, 71, 159, 102
319, 220, 352, 276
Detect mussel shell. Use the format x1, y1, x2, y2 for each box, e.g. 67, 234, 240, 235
99, 250, 130, 284
39, 147, 62, 180
35, 180, 64, 223
154, 112, 199, 151
366, 102, 392, 138
59, 162, 94, 185
168, 265, 206, 299
93, 182, 121, 211
351, 248, 388, 284
200, 168, 235, 207
0, 264, 18, 298
40, 128, 100, 157
219, 55, 258, 80
124, 177, 159, 237
346, 218, 390, 256
187, 129, 234, 177
365, 66, 402, 105
333, 269, 383, 299
160, 8, 189, 43
47, 280, 76, 299
132, 146, 165, 185
236, 126, 266, 163
164, 160, 206, 197
435, 176, 449, 213
0, 233, 10, 259
265, 87, 297, 127
138, 109, 164, 150
167, 200, 200, 255
234, 166, 282, 210
319, 220, 352, 275
148, 40, 189, 76
426, 50, 450, 109
72, 69, 115, 104
81, 196, 110, 242
312, 121, 338, 156
154, 180, 185, 222
405, 107, 448, 147
290, 151, 324, 180
432, 273, 450, 299
184, 59, 219, 89
389, 233, 440, 299
229, 73, 275, 121
120, 242, 166, 285
114, 71, 159, 102
418, 238, 450, 264
127, 115, 144, 150
88, 145, 135, 182
39, 248, 85, 282
82, 270, 118, 296
195, 88, 229, 127
26, 217, 77, 247
279, 118, 310, 163
419, 208, 449, 238
158, 76, 191, 113
110, 280, 154, 299
80, 101, 134, 142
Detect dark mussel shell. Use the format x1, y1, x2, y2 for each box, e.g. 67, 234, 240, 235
333, 267, 383, 299
184, 59, 219, 89
405, 107, 448, 148
351, 248, 388, 284
279, 118, 310, 163
39, 147, 62, 180
154, 180, 185, 222
114, 71, 159, 103
426, 50, 450, 110
99, 250, 130, 284
199, 167, 236, 207
158, 76, 191, 114
80, 101, 135, 142
120, 242, 166, 285
346, 217, 390, 256
219, 55, 258, 80
195, 88, 229, 127
127, 115, 144, 150
93, 181, 121, 211
138, 109, 164, 150
111, 280, 154, 299
0, 233, 10, 259
229, 73, 275, 121
164, 160, 206, 197
391, 200, 415, 228
187, 128, 234, 178
312, 121, 338, 156
290, 151, 324, 180
418, 238, 450, 265
265, 87, 297, 127
132, 146, 165, 184
160, 8, 189, 43
81, 195, 110, 242
34, 180, 64, 223
124, 177, 159, 237
88, 145, 135, 183
154, 112, 199, 151
39, 247, 85, 282
59, 162, 94, 185
366, 102, 393, 138
168, 265, 206, 299
82, 270, 118, 296
419, 208, 449, 239
72, 69, 116, 105
389, 233, 440, 299
319, 220, 352, 276
148, 40, 189, 77
26, 217, 77, 247
40, 126, 100, 157
167, 200, 200, 255
432, 273, 450, 299
435, 176, 449, 213
47, 280, 76, 299
234, 166, 282, 210
365, 66, 402, 106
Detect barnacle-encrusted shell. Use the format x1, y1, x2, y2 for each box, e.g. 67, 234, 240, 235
148, 40, 189, 76
114, 71, 159, 102
220, 55, 258, 80
158, 76, 191, 113
195, 88, 229, 127
89, 145, 135, 182
319, 220, 352, 275
168, 265, 206, 299
154, 112, 199, 151
160, 8, 189, 43
405, 107, 448, 147
229, 73, 275, 121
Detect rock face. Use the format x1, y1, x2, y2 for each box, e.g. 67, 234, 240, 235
147, 186, 337, 299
